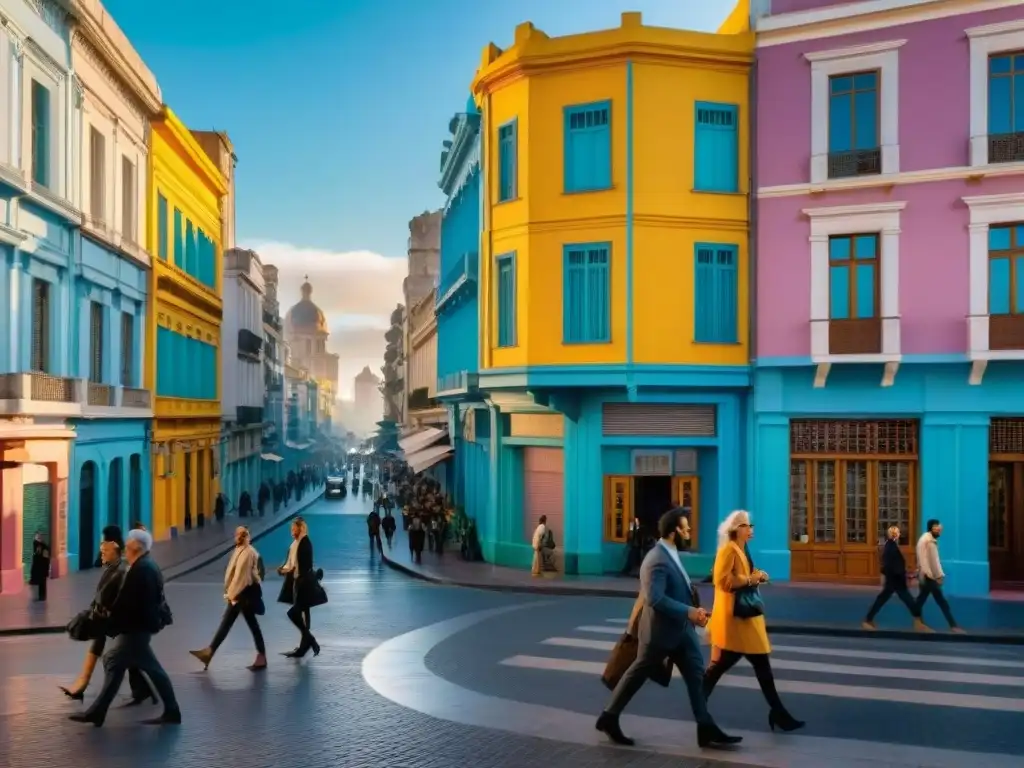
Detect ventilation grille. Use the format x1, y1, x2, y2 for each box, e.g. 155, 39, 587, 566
990, 418, 1024, 454
790, 419, 918, 456
602, 404, 716, 437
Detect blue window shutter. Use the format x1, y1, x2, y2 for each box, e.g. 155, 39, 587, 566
185, 220, 196, 278
694, 244, 738, 343
498, 121, 516, 202
715, 247, 738, 343
497, 255, 516, 347
563, 244, 611, 343
173, 209, 183, 266
31, 81, 50, 186
157, 195, 168, 260
588, 247, 610, 342
694, 246, 715, 341
563, 248, 585, 342
694, 103, 738, 193
564, 103, 611, 192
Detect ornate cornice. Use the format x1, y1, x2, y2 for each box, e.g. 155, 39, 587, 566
23, 0, 70, 38
154, 106, 229, 197
439, 111, 481, 197
23, 37, 67, 80
73, 33, 146, 122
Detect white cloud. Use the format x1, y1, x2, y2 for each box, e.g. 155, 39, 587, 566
243, 241, 406, 399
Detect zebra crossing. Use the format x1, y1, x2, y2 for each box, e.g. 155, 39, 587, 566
499, 617, 1024, 713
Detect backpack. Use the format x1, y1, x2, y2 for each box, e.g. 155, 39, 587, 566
543, 529, 556, 550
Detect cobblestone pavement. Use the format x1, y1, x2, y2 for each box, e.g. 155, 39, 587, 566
1, 495, 744, 768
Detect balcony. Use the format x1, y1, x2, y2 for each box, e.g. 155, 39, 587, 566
0, 373, 152, 416
809, 317, 901, 388
827, 148, 881, 179
262, 310, 281, 331
238, 329, 263, 362
989, 132, 1024, 165
967, 314, 1024, 384
236, 405, 264, 426
436, 370, 479, 398
435, 253, 478, 314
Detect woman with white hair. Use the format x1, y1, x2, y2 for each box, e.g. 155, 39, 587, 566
704, 510, 804, 733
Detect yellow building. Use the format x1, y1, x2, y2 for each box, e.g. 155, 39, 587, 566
468, 10, 754, 575
146, 107, 228, 540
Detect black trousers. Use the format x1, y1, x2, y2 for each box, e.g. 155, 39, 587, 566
704, 651, 787, 714
369, 532, 382, 554
866, 581, 921, 621
85, 632, 178, 718
88, 635, 152, 700
211, 602, 266, 655
604, 639, 712, 726
916, 576, 958, 627
286, 604, 314, 649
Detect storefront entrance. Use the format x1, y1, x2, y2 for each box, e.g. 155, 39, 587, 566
789, 419, 918, 585
604, 475, 701, 549
989, 419, 1024, 588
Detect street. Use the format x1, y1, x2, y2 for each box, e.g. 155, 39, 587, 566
2, 492, 1022, 768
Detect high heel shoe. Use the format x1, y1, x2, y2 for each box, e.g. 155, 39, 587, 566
310, 638, 320, 657
59, 685, 85, 702
189, 648, 213, 670
768, 710, 806, 733
281, 647, 302, 658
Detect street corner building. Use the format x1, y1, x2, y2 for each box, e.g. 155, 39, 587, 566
146, 106, 228, 541
468, 10, 754, 576
0, 0, 160, 591
751, 0, 1024, 597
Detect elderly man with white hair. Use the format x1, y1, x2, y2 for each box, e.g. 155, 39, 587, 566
69, 528, 181, 727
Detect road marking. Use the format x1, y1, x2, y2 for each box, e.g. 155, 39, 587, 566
770, 644, 1024, 669
499, 655, 1024, 711
576, 625, 624, 635
543, 637, 616, 651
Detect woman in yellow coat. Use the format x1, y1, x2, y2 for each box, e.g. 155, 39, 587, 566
705, 510, 804, 733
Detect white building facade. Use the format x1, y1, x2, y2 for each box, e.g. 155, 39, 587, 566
220, 247, 265, 510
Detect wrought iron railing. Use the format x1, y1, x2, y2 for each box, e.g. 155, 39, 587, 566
827, 148, 881, 179
122, 387, 151, 408
989, 132, 1024, 164
30, 373, 76, 402
87, 382, 115, 406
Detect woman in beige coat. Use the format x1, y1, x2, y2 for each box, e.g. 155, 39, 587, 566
189, 526, 267, 671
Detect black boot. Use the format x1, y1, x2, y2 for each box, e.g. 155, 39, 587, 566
697, 722, 743, 748
754, 661, 805, 733
595, 711, 634, 746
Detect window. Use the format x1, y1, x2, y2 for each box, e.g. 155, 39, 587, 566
173, 208, 183, 266
185, 220, 196, 278
89, 127, 105, 222
31, 278, 50, 373
989, 224, 1024, 315
30, 81, 51, 187
157, 194, 168, 259
694, 244, 738, 343
694, 103, 738, 193
497, 120, 517, 202
988, 52, 1024, 163
829, 234, 879, 320
121, 156, 136, 242
89, 302, 104, 383
564, 101, 611, 192
563, 243, 610, 343
121, 312, 134, 386
496, 253, 516, 348
828, 72, 880, 178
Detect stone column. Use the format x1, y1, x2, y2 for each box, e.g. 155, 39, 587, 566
48, 460, 69, 577
0, 463, 25, 593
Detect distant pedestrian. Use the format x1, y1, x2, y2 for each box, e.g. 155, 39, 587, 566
408, 516, 425, 564
531, 515, 556, 576
382, 513, 396, 549
277, 517, 325, 658
915, 520, 962, 632
189, 526, 267, 671
863, 526, 931, 632
29, 531, 50, 601
367, 510, 383, 555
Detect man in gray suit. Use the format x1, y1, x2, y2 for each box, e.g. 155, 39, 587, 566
596, 508, 741, 749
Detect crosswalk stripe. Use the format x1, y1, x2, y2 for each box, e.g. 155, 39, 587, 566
542, 637, 616, 651
770, 644, 1024, 669
767, 658, 1024, 687
605, 618, 628, 624
576, 625, 625, 635
499, 655, 1024, 712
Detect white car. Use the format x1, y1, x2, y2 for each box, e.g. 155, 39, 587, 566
326, 475, 346, 498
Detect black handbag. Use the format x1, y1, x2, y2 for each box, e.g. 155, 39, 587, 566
733, 585, 765, 619
239, 582, 266, 616
66, 609, 99, 642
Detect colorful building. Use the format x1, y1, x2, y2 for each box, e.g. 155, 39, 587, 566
146, 107, 227, 540
435, 97, 489, 535
0, 0, 77, 591
67, 1, 161, 568
752, 0, 1024, 596
471, 11, 753, 573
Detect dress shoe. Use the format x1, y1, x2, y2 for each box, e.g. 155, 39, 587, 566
697, 723, 743, 748
122, 692, 158, 707
68, 711, 105, 727
281, 647, 302, 658
595, 711, 634, 746
141, 709, 182, 725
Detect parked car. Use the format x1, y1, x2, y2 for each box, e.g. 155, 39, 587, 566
326, 475, 347, 499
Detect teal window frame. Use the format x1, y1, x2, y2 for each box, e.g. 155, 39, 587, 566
496, 252, 517, 348
693, 102, 739, 193
828, 233, 879, 321
497, 119, 517, 203
562, 242, 611, 344
693, 243, 739, 344
563, 100, 612, 193
988, 223, 1024, 315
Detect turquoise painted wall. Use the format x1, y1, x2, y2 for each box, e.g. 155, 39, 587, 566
753, 362, 1024, 597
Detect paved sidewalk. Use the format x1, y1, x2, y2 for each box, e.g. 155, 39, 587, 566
0, 484, 324, 635
381, 531, 1024, 644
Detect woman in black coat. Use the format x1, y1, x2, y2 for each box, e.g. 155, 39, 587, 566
277, 517, 326, 658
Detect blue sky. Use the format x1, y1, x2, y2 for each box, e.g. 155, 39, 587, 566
104, 0, 736, 395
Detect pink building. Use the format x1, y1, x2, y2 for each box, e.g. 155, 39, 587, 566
751, 0, 1024, 597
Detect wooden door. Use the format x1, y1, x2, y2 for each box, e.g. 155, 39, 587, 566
672, 476, 700, 551
989, 462, 1024, 586
603, 476, 633, 543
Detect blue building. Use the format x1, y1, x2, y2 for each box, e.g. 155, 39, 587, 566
434, 98, 490, 540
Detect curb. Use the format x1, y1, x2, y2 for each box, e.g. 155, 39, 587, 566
0, 487, 325, 638
380, 554, 1024, 646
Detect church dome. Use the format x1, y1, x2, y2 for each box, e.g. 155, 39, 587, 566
285, 279, 328, 335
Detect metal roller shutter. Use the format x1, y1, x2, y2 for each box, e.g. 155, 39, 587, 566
602, 403, 716, 437
522, 448, 564, 553
22, 482, 52, 580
